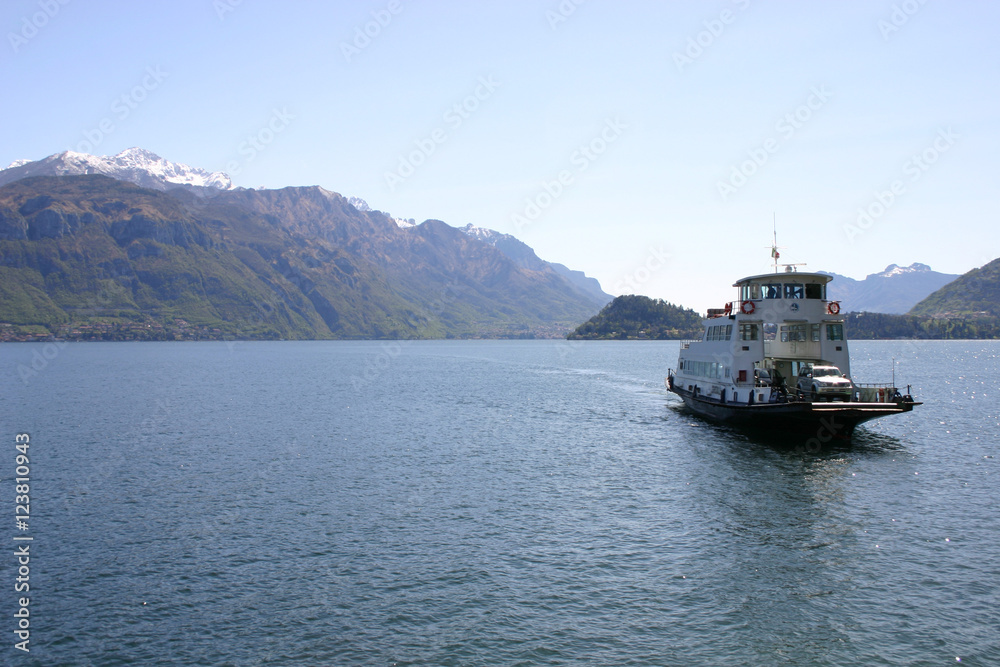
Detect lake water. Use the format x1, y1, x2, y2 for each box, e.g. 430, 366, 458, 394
2, 340, 999, 665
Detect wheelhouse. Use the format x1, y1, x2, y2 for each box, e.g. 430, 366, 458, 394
673, 270, 850, 405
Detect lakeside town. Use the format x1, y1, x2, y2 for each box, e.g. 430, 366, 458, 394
0, 319, 226, 343
0, 319, 575, 342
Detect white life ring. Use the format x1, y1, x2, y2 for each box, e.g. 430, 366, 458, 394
740, 300, 756, 315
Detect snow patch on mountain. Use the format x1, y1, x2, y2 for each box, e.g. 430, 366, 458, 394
0, 148, 234, 191
459, 223, 611, 307
347, 196, 371, 212
874, 263, 932, 279
344, 195, 414, 227
823, 263, 958, 313
462, 224, 493, 238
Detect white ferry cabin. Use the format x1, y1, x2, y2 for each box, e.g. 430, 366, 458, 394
674, 270, 848, 405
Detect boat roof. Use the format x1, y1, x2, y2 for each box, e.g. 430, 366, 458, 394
733, 271, 833, 287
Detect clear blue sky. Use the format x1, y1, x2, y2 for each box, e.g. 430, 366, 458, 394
3, 0, 997, 311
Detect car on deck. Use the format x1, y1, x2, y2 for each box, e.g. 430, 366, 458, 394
796, 365, 854, 401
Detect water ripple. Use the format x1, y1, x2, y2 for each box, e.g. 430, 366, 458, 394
2, 340, 998, 665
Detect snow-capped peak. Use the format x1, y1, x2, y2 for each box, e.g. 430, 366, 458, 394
347, 196, 372, 212
344, 194, 415, 228
461, 223, 507, 243
875, 263, 932, 279
2, 159, 30, 171
0, 148, 235, 191
102, 147, 234, 189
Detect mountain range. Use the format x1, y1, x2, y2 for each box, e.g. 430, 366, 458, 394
909, 257, 1000, 319
821, 263, 960, 314
460, 223, 611, 305
1, 148, 233, 191
0, 149, 610, 340
0, 148, 988, 341
839, 258, 1000, 339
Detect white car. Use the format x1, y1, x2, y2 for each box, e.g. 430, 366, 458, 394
796, 365, 854, 402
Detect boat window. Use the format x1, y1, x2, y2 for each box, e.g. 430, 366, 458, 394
763, 284, 782, 299
706, 324, 734, 341
740, 284, 761, 301
685, 360, 728, 379
826, 323, 844, 341
783, 283, 804, 299
805, 283, 825, 299
739, 323, 759, 341
780, 324, 807, 342
811, 323, 820, 341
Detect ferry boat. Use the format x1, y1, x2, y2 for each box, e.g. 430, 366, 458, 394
666, 252, 920, 441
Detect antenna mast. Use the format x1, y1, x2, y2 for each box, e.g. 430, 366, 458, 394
771, 213, 780, 273
769, 214, 805, 273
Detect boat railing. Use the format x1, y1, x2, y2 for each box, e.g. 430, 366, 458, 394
853, 382, 902, 403
678, 339, 699, 350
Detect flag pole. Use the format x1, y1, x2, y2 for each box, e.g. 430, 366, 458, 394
771, 213, 779, 273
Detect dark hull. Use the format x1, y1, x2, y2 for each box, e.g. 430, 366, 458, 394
669, 385, 920, 441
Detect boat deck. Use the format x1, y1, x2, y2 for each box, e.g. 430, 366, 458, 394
667, 380, 921, 438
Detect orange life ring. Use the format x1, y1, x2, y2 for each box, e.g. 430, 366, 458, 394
828, 302, 840, 315
740, 300, 755, 315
